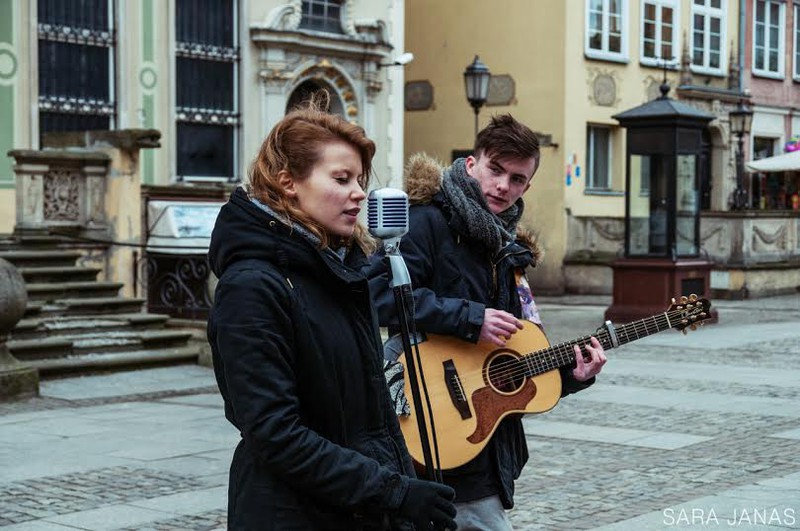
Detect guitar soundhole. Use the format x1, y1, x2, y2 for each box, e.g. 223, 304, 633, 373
486, 353, 525, 394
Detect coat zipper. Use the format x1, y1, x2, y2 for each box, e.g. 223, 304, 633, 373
489, 247, 529, 300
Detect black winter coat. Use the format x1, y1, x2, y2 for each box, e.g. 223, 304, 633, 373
366, 157, 593, 509
208, 188, 415, 530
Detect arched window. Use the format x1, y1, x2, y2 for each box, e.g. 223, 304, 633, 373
299, 0, 343, 34
286, 80, 344, 117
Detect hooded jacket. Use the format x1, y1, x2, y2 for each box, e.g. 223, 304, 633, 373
208, 188, 414, 530
366, 154, 592, 509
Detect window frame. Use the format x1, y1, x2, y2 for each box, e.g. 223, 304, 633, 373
173, 0, 240, 183
690, 0, 727, 76
752, 0, 786, 79
585, 0, 630, 63
299, 0, 345, 34
795, 3, 800, 80
586, 124, 613, 191
640, 0, 680, 66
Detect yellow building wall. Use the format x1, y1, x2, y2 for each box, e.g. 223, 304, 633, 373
404, 0, 570, 291
405, 0, 740, 293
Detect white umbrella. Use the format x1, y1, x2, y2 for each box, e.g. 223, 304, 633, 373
745, 150, 800, 173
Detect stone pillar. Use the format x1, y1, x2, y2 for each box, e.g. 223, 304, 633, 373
0, 258, 39, 400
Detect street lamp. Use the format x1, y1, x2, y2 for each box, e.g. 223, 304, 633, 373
463, 55, 491, 137
729, 100, 753, 210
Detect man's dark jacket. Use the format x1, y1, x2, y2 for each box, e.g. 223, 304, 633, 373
208, 188, 415, 530
366, 155, 593, 509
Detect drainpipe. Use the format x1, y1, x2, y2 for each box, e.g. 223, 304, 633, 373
739, 0, 746, 94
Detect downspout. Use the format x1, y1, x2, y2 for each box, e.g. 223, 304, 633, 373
739, 0, 746, 93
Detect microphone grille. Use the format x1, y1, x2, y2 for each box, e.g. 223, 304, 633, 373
381, 197, 408, 228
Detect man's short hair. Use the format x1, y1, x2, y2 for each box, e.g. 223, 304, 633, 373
473, 114, 540, 167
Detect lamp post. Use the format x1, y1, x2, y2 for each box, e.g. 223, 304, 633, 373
463, 55, 491, 137
729, 100, 753, 210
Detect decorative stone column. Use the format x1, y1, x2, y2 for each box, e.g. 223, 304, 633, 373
0, 258, 39, 400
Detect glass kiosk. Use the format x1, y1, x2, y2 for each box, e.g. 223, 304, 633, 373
605, 84, 717, 323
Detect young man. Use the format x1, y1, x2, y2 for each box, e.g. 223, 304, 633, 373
367, 114, 606, 530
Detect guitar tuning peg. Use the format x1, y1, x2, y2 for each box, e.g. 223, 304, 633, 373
690, 324, 697, 331
680, 296, 688, 304
689, 294, 698, 302
671, 297, 676, 305
681, 328, 688, 335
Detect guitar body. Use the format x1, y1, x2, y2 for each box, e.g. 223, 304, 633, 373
398, 321, 562, 470
396, 294, 713, 470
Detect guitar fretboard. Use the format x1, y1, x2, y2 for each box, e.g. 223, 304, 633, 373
519, 309, 682, 378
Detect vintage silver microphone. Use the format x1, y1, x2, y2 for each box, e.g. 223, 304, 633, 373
367, 187, 443, 483
368, 188, 410, 287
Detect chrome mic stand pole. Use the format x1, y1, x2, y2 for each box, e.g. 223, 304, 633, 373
384, 239, 442, 483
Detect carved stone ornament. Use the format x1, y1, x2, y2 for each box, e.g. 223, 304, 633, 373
43, 169, 81, 222
592, 73, 617, 107
486, 74, 515, 106
263, 0, 302, 31
405, 80, 434, 111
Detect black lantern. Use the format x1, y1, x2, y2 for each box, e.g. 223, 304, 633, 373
463, 55, 491, 136
605, 84, 717, 323
729, 100, 753, 210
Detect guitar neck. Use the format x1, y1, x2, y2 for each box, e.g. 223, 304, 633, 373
521, 310, 679, 378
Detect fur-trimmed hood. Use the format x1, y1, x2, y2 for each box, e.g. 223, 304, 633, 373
403, 152, 544, 266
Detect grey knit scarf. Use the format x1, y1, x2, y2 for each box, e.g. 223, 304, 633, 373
440, 158, 524, 253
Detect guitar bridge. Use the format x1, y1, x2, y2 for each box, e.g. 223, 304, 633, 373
443, 360, 472, 420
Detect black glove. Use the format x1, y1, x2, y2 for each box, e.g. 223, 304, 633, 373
398, 478, 457, 530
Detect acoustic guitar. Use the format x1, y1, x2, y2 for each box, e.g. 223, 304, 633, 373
398, 295, 712, 469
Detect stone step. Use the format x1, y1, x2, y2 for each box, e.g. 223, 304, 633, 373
8, 330, 194, 360
25, 346, 201, 376
26, 281, 124, 302
35, 297, 146, 317
73, 330, 194, 355
23, 302, 43, 317
6, 336, 74, 360
0, 250, 82, 268
19, 265, 101, 283
11, 313, 171, 340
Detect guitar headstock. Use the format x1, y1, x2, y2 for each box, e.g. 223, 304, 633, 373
668, 294, 712, 334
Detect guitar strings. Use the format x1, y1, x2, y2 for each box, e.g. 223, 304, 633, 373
455, 307, 702, 390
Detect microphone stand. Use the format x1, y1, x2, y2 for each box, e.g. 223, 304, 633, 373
384, 238, 442, 483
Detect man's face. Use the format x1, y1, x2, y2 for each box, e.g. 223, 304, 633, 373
465, 152, 538, 214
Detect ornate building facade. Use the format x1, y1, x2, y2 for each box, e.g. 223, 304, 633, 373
0, 0, 408, 233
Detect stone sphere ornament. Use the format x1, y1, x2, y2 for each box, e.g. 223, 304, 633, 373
0, 257, 39, 400
0, 257, 27, 335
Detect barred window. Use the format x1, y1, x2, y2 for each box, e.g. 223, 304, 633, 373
299, 0, 344, 34
37, 0, 115, 136
175, 0, 239, 181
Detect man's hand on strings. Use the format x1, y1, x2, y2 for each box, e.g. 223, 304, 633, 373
572, 336, 607, 381
479, 309, 523, 347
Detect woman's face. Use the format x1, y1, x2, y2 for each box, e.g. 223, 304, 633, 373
292, 141, 366, 238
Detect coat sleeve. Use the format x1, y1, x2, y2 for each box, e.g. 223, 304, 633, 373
366, 207, 485, 342
210, 266, 409, 512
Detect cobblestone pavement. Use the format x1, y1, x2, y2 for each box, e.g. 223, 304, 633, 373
0, 294, 798, 530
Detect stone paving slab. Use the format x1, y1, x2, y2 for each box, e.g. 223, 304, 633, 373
523, 418, 712, 449
39, 367, 217, 401
1, 294, 799, 530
